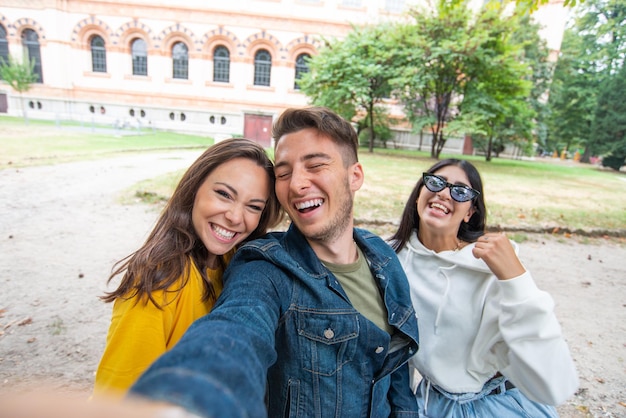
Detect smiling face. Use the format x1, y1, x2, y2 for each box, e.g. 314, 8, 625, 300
417, 165, 475, 237
274, 128, 363, 245
192, 157, 270, 264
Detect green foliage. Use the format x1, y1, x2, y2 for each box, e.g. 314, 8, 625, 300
0, 56, 39, 124
297, 0, 578, 161
593, 63, 626, 170
298, 24, 395, 152
546, 0, 626, 161
0, 55, 38, 93
390, 1, 535, 160
601, 154, 626, 170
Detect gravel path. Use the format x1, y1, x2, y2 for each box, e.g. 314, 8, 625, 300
0, 151, 624, 417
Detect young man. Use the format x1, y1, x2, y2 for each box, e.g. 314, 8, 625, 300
129, 107, 420, 417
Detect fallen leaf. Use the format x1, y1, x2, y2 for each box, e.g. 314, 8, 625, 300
552, 227, 560, 234
595, 377, 605, 384
27, 337, 36, 343
18, 317, 32, 326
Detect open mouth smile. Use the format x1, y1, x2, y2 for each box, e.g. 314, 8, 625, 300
295, 198, 324, 213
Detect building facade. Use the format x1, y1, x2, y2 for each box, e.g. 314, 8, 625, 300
0, 0, 416, 143
0, 0, 566, 146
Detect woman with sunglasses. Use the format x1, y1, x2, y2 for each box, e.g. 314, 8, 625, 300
389, 158, 578, 417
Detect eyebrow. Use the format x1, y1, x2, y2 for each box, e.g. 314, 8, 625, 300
274, 152, 331, 169
215, 182, 267, 204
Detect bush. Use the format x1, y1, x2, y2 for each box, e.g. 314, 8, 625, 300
601, 154, 625, 171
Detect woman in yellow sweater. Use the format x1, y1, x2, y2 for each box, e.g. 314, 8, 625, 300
93, 138, 282, 398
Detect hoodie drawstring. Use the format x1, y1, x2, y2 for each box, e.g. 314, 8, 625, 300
424, 378, 431, 415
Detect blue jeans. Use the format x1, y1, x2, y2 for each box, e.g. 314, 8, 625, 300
417, 375, 559, 418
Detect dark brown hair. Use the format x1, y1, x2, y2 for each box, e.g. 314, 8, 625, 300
272, 106, 359, 166
101, 138, 282, 307
389, 158, 486, 252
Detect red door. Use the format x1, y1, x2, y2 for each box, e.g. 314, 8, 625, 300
0, 93, 7, 113
243, 114, 273, 147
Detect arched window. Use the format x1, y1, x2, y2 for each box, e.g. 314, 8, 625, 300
294, 53, 310, 90
131, 38, 147, 76
172, 41, 188, 79
21, 29, 43, 83
90, 35, 107, 73
0, 24, 8, 67
254, 49, 271, 86
213, 46, 230, 83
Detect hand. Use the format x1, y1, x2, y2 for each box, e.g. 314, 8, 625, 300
0, 391, 191, 418
472, 233, 526, 280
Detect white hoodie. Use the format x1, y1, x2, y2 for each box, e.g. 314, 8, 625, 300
397, 232, 579, 406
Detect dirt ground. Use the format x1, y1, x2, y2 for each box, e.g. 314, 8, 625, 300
0, 151, 624, 417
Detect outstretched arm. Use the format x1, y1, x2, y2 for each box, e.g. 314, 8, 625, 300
129, 260, 282, 418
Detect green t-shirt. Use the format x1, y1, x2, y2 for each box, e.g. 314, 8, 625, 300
322, 246, 394, 335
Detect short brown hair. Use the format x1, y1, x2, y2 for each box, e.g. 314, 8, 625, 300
272, 106, 359, 165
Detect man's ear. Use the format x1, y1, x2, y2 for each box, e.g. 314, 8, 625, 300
350, 162, 364, 192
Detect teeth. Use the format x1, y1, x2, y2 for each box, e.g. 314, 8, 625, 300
431, 203, 449, 214
295, 199, 323, 210
213, 224, 235, 240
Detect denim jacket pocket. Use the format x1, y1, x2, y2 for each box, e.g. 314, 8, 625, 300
296, 311, 359, 376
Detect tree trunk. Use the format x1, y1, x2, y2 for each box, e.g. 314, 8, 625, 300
368, 102, 375, 153
20, 95, 29, 125
434, 130, 445, 159
430, 132, 437, 159
581, 145, 592, 164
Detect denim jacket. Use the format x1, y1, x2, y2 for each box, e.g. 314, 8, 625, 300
130, 225, 419, 418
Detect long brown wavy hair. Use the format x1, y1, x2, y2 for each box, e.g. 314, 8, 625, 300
101, 138, 283, 308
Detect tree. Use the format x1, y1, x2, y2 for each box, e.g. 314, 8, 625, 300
545, 29, 597, 158
460, 10, 537, 161
0, 55, 38, 124
390, 0, 532, 159
507, 0, 582, 12
592, 63, 626, 170
298, 24, 395, 152
546, 0, 626, 162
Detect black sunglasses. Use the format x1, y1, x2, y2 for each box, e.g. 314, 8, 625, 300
422, 173, 480, 203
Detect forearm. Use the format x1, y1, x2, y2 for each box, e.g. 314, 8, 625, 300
129, 272, 281, 418
497, 272, 579, 405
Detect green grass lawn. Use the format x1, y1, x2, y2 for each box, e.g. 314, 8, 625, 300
2, 116, 625, 235
0, 116, 214, 168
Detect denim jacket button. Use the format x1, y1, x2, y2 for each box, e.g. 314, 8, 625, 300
375, 346, 384, 354
324, 328, 335, 339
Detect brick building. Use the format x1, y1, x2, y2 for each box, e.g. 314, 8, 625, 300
0, 0, 567, 147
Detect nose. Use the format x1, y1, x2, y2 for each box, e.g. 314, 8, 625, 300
289, 166, 310, 193
436, 186, 452, 200
225, 204, 243, 224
